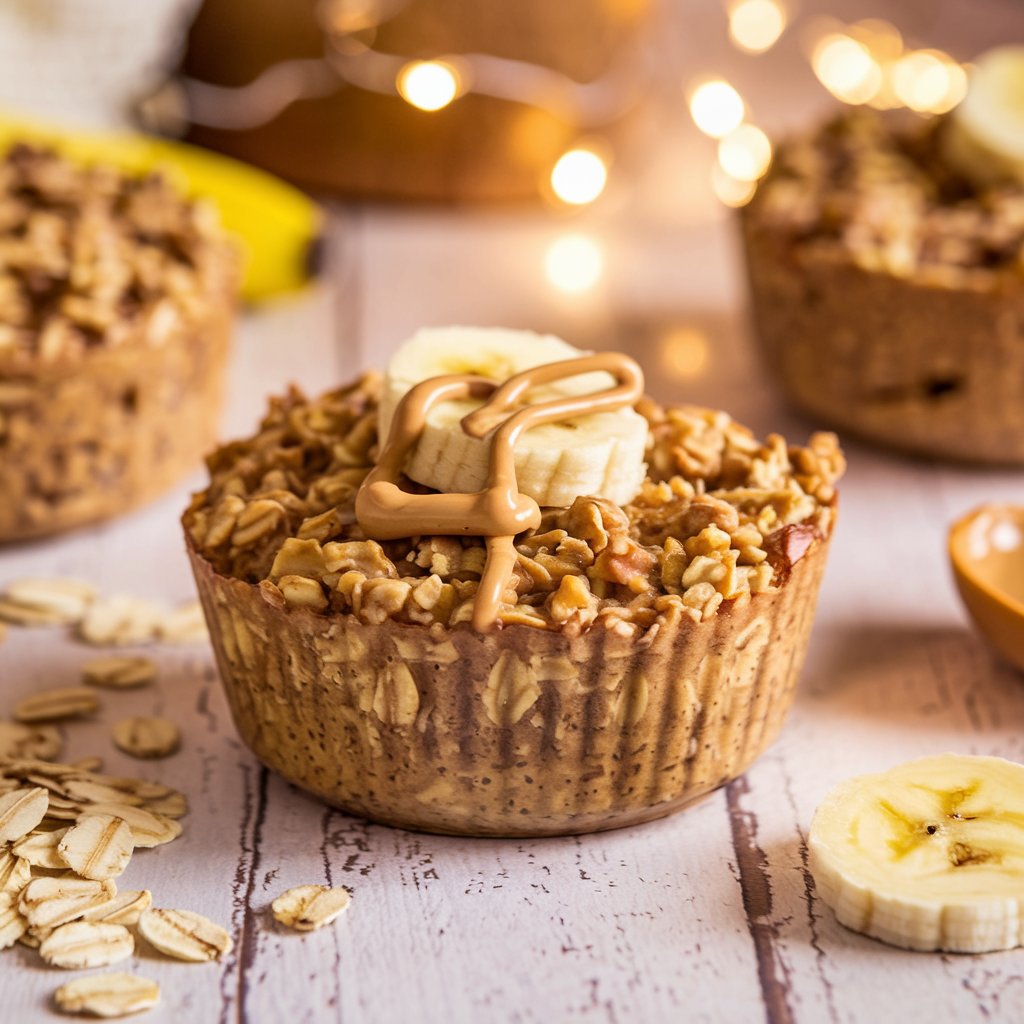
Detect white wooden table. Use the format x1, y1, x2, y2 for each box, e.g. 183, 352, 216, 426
5, 1, 1024, 1017
3, 198, 1024, 1023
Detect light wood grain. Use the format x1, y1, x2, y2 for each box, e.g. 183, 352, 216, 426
6, 1, 1024, 1012
4, 214, 1024, 1022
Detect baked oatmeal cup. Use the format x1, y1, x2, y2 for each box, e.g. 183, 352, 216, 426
741, 99, 1024, 463
0, 144, 238, 541
184, 329, 844, 836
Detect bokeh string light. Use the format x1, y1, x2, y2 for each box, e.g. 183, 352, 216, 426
545, 234, 604, 294
688, 73, 773, 204
550, 148, 609, 206
395, 60, 461, 111
728, 0, 787, 55
148, 0, 654, 208
688, 80, 746, 138
808, 19, 967, 115
151, 1, 972, 220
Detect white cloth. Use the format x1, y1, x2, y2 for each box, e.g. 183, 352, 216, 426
0, 0, 200, 129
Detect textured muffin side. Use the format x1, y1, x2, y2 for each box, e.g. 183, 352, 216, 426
741, 210, 1024, 463
741, 110, 1024, 464
188, 525, 831, 837
1, 308, 233, 540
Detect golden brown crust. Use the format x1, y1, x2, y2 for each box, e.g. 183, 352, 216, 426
184, 376, 843, 633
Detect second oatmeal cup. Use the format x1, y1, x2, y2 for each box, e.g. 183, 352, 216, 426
0, 145, 238, 541
741, 60, 1024, 465
184, 328, 843, 837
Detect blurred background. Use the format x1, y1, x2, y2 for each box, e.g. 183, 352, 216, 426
0, 0, 1019, 427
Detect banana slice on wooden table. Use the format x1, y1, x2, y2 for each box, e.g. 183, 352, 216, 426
809, 754, 1024, 953
943, 47, 1024, 186
379, 327, 648, 508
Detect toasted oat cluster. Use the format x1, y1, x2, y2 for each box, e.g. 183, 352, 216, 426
752, 110, 1024, 286
0, 144, 235, 366
185, 374, 843, 635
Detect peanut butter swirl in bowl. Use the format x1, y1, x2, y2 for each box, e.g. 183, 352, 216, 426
183, 326, 845, 837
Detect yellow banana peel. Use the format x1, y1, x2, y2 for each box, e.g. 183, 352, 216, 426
0, 111, 322, 303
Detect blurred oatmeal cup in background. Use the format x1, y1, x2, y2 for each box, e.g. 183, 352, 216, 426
0, 144, 239, 542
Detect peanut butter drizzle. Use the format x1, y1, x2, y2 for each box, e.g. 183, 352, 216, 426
355, 352, 645, 631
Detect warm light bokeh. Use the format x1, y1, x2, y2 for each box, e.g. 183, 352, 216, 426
545, 234, 604, 294
717, 123, 772, 181
892, 50, 968, 113
659, 326, 711, 379
811, 34, 883, 105
710, 162, 758, 206
396, 60, 460, 111
728, 0, 786, 55
550, 148, 609, 205
688, 80, 745, 139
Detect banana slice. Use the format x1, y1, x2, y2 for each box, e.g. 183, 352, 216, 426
380, 327, 648, 508
809, 754, 1024, 953
944, 47, 1024, 187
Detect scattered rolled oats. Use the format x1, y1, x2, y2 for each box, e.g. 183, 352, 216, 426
3, 579, 95, 624
13, 688, 99, 724
78, 596, 163, 647
80, 805, 181, 849
39, 920, 134, 969
157, 601, 209, 645
12, 827, 69, 870
82, 656, 156, 690
19, 877, 117, 931
138, 907, 233, 962
111, 717, 180, 760
80, 889, 152, 927
58, 815, 134, 880
0, 786, 49, 841
0, 720, 63, 760
53, 972, 160, 1018
271, 884, 351, 932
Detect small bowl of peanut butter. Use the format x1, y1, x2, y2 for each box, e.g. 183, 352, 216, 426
949, 504, 1024, 672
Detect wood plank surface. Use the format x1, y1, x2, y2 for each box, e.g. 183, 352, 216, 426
3, 207, 1024, 1023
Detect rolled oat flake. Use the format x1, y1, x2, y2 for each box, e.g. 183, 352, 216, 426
272, 884, 352, 932
39, 920, 134, 969
58, 814, 134, 880
138, 907, 233, 962
53, 972, 160, 1018
111, 716, 181, 759
13, 687, 99, 723
0, 786, 49, 842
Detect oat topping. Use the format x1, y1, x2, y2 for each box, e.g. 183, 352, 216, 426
185, 374, 843, 634
0, 145, 235, 368
751, 109, 1024, 287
